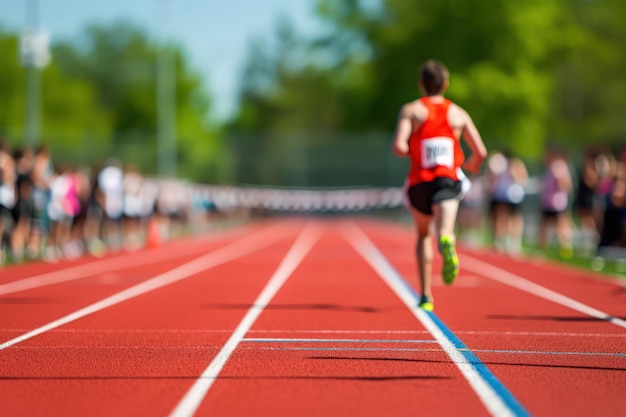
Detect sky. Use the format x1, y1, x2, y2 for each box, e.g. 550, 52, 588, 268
0, 0, 321, 120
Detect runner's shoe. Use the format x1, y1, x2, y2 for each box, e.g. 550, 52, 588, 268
419, 295, 434, 311
439, 235, 459, 285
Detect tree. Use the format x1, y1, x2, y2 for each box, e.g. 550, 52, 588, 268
0, 27, 108, 150
313, 0, 590, 158
231, 0, 612, 161
548, 0, 626, 148
51, 21, 225, 181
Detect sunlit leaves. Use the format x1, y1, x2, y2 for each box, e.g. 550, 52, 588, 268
232, 0, 626, 160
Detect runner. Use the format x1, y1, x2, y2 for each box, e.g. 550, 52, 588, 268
392, 59, 487, 311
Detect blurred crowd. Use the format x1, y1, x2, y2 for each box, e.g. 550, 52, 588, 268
1, 138, 625, 267
0, 140, 193, 266
458, 145, 626, 258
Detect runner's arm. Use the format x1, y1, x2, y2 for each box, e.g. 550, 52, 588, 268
461, 111, 487, 173
392, 106, 413, 157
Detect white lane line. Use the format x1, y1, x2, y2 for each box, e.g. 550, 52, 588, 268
241, 338, 436, 344
0, 223, 271, 297
169, 223, 321, 417
461, 256, 626, 330
0, 225, 289, 351
3, 328, 624, 339
344, 224, 521, 417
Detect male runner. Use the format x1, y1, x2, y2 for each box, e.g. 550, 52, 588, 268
393, 59, 487, 311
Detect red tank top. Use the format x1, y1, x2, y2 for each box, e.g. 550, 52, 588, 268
407, 97, 465, 185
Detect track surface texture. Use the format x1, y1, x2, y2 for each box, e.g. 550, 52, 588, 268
1, 218, 624, 417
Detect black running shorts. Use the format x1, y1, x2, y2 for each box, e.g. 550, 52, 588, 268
407, 177, 462, 215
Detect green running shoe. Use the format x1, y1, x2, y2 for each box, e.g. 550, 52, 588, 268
419, 295, 434, 311
439, 235, 459, 285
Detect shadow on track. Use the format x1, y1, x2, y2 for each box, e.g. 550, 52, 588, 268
200, 303, 403, 313
610, 287, 626, 296
309, 356, 428, 363
309, 356, 626, 373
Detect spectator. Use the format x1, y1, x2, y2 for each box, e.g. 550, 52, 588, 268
598, 146, 626, 249
539, 148, 574, 258
486, 150, 528, 255
46, 164, 75, 261
10, 147, 35, 262
28, 144, 53, 259
84, 162, 106, 256
0, 141, 16, 264
98, 159, 124, 251
122, 164, 145, 250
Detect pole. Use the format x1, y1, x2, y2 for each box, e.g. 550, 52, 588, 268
24, 0, 40, 147
156, 0, 177, 177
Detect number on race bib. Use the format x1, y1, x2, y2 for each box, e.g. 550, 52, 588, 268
421, 137, 454, 169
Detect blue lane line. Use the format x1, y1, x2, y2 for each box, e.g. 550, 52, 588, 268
395, 271, 531, 417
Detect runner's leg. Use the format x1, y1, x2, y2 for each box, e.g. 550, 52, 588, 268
411, 209, 433, 303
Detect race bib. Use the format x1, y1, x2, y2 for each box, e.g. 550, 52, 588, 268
421, 137, 454, 169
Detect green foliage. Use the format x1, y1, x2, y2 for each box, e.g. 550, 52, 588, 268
41, 64, 111, 147
549, 0, 626, 147
0, 31, 26, 137
0, 22, 225, 182
230, 0, 626, 164
0, 28, 108, 146
4, 3, 625, 186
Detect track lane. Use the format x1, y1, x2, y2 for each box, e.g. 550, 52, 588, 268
2, 218, 625, 416
170, 221, 322, 417
0, 221, 305, 417
0, 221, 273, 295
358, 219, 626, 417
362, 219, 626, 323
0, 254, 210, 342
197, 224, 494, 417
0, 221, 292, 342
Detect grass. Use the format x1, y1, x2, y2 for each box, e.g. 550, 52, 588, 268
458, 227, 626, 281
525, 245, 626, 280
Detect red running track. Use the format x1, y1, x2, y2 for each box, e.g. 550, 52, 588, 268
0, 218, 624, 417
